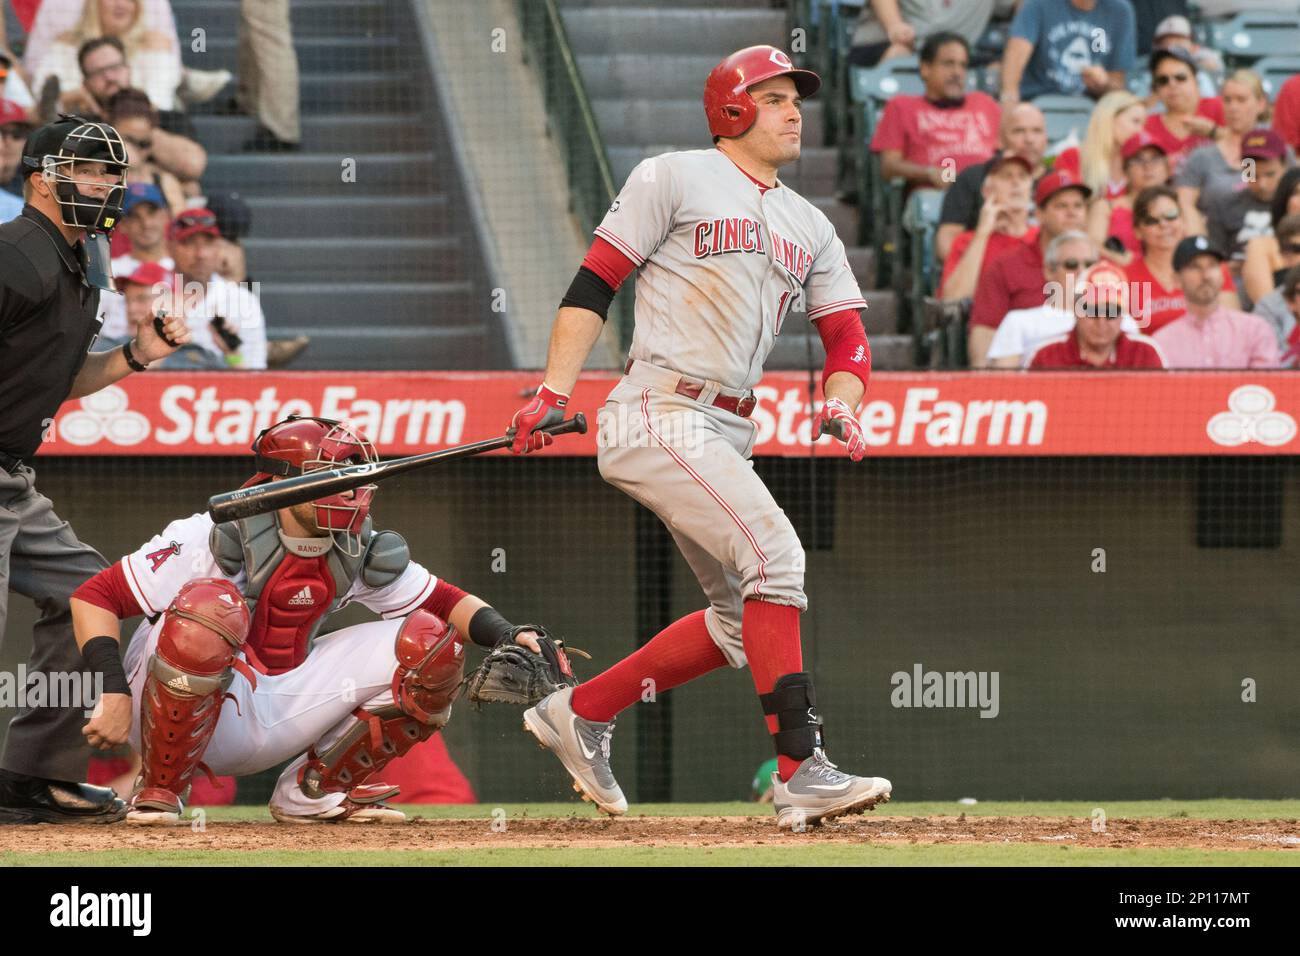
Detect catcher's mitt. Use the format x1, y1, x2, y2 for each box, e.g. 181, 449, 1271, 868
462, 625, 590, 707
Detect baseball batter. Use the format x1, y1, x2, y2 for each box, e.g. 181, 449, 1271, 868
508, 46, 890, 828
71, 416, 550, 824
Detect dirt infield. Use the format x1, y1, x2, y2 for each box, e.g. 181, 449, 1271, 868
5, 814, 1299, 854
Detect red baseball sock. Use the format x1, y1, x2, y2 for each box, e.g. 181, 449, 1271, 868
742, 599, 805, 782
571, 610, 726, 722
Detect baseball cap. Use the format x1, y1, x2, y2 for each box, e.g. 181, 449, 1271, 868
1241, 128, 1287, 162
1174, 235, 1226, 271
1150, 46, 1198, 75
1035, 169, 1091, 207
987, 152, 1034, 176
1153, 15, 1194, 41
167, 207, 220, 242
1121, 130, 1167, 163
203, 191, 252, 242
118, 260, 171, 287
1075, 262, 1129, 317
122, 181, 167, 215
0, 99, 32, 129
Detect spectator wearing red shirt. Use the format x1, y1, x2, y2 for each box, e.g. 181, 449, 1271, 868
968, 170, 1091, 366
871, 32, 1000, 192
939, 153, 1037, 301
1028, 272, 1165, 368
1273, 74, 1300, 154
1142, 47, 1223, 173
1087, 130, 1171, 265
1125, 185, 1239, 333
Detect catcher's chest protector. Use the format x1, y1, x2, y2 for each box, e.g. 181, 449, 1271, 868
208, 513, 408, 673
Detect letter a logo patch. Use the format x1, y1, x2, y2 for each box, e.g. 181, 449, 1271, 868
147, 541, 182, 572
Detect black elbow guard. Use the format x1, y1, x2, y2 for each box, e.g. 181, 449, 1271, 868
560, 266, 616, 321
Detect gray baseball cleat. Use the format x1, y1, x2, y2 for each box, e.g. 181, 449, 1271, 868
522, 686, 627, 815
771, 750, 891, 829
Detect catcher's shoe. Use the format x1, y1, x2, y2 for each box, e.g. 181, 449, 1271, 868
269, 783, 407, 824
522, 686, 627, 815
771, 750, 891, 829
126, 786, 184, 826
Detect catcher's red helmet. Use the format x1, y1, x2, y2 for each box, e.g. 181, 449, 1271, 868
703, 45, 821, 140
245, 416, 379, 544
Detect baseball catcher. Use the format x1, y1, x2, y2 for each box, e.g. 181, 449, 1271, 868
71, 416, 569, 824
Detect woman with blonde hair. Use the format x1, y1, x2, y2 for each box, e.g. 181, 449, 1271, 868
1061, 90, 1147, 202
29, 0, 182, 111
1176, 70, 1275, 235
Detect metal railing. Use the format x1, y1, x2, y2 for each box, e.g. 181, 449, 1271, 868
516, 0, 634, 349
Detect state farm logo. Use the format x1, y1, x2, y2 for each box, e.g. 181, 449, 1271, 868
1207, 385, 1296, 447
58, 386, 150, 447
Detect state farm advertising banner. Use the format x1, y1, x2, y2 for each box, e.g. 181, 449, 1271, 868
44, 370, 1300, 457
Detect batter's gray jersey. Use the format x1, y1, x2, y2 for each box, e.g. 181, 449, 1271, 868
595, 148, 867, 390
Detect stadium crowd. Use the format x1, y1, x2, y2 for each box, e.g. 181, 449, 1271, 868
860, 0, 1300, 369
1, 0, 305, 368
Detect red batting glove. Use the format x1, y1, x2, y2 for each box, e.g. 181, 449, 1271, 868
813, 397, 866, 462
508, 383, 569, 454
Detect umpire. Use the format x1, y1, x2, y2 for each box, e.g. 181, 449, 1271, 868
0, 115, 190, 824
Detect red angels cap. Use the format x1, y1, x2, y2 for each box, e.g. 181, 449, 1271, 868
1241, 128, 1287, 161
1121, 130, 1167, 163
0, 99, 32, 128
1035, 170, 1092, 207
118, 261, 172, 287
167, 207, 220, 242
987, 152, 1034, 176
1075, 261, 1129, 317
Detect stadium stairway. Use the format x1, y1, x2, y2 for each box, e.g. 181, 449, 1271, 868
171, 0, 512, 370
558, 0, 913, 369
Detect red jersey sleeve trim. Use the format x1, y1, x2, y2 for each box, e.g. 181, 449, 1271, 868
420, 578, 469, 623
593, 227, 645, 267
73, 562, 145, 620
121, 555, 158, 616
582, 236, 637, 290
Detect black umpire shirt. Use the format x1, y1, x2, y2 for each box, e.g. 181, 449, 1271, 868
0, 204, 102, 461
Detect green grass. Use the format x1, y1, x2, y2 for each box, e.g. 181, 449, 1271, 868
4, 800, 1298, 867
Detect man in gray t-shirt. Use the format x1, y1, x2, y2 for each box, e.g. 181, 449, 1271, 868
1202, 130, 1290, 262
850, 0, 994, 66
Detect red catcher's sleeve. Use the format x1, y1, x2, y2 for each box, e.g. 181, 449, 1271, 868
73, 562, 144, 619
420, 578, 468, 622
813, 308, 871, 393
582, 236, 637, 290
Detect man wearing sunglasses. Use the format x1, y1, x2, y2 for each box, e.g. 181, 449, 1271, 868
1152, 235, 1279, 368
969, 169, 1092, 366
0, 100, 33, 223
167, 208, 268, 369
1143, 47, 1223, 173
987, 232, 1141, 367
1027, 263, 1165, 368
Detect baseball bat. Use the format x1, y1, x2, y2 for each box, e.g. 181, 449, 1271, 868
206, 414, 587, 524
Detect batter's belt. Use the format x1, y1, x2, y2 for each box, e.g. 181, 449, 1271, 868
623, 359, 757, 418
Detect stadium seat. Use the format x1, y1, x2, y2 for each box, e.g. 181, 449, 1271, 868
1251, 56, 1300, 100
849, 57, 925, 259
1032, 95, 1095, 144
902, 188, 945, 341
1207, 13, 1300, 67
918, 297, 971, 368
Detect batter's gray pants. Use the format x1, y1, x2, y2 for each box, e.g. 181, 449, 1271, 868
0, 464, 109, 782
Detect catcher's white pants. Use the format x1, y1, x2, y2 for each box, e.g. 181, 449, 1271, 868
124, 617, 405, 816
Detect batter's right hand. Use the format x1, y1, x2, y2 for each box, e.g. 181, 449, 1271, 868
508, 383, 569, 454
82, 692, 134, 750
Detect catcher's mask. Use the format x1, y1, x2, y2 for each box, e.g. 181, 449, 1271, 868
21, 115, 129, 235
245, 415, 379, 557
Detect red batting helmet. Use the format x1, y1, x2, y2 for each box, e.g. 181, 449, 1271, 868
245, 416, 379, 548
703, 45, 820, 140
